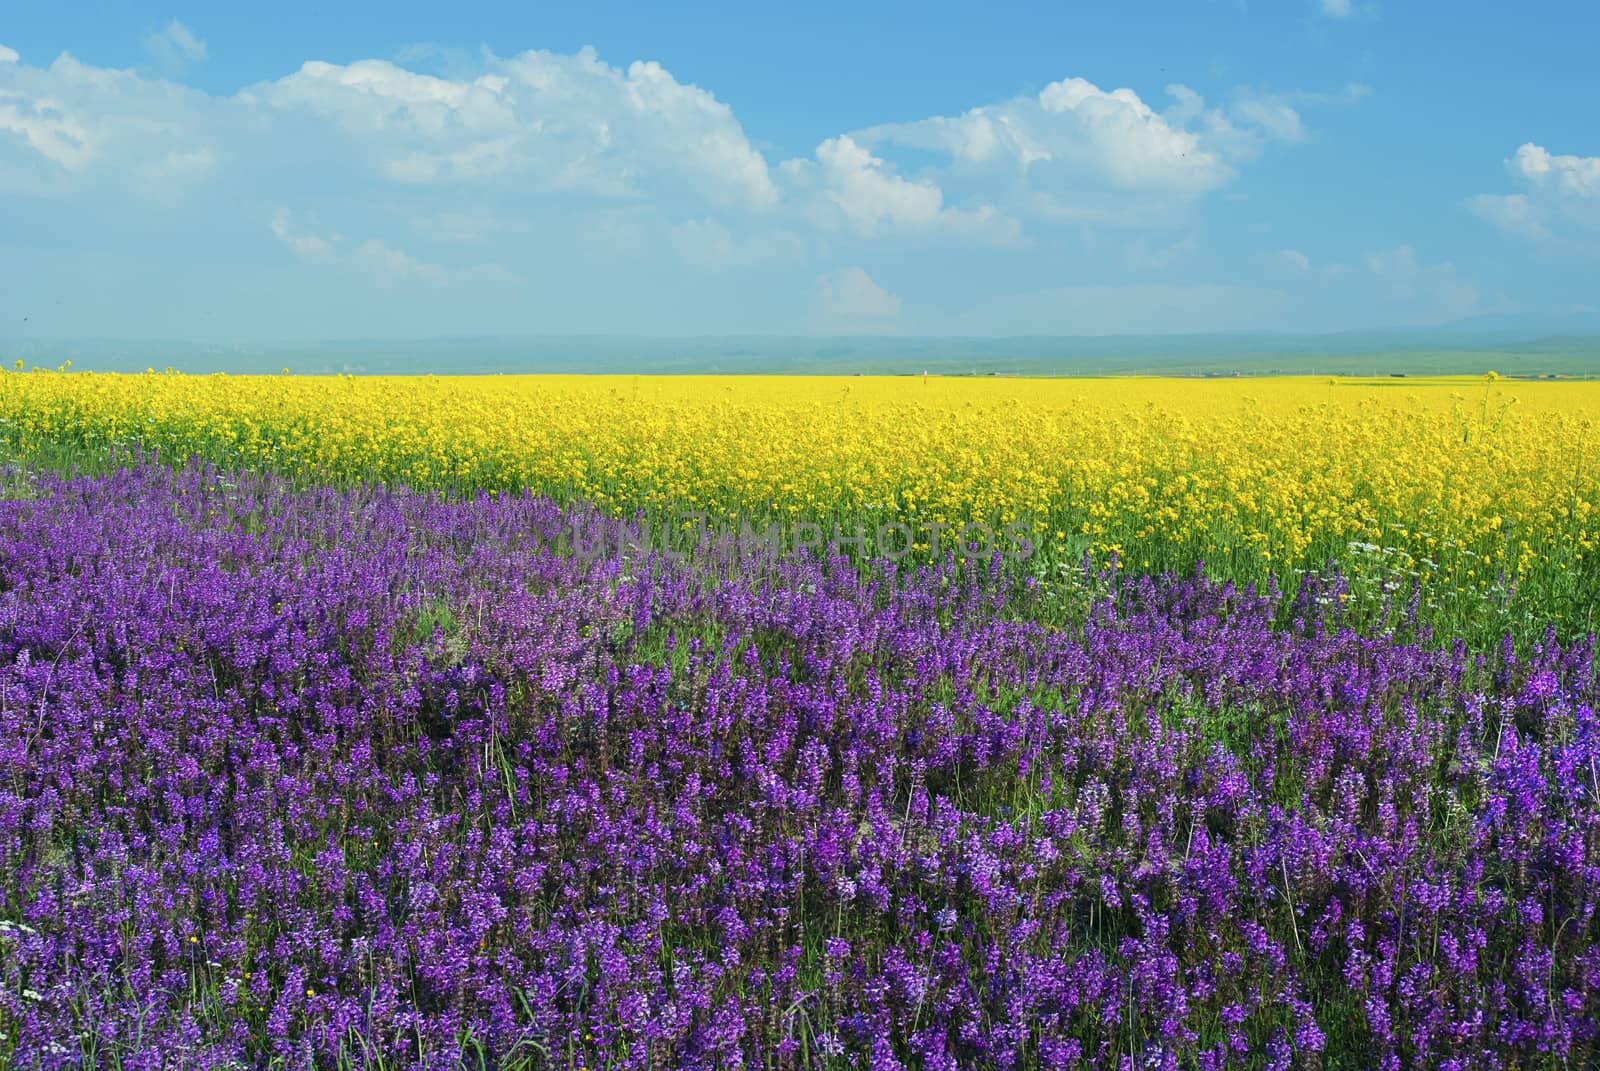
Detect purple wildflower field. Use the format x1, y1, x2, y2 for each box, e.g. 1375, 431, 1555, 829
1, 464, 1598, 1069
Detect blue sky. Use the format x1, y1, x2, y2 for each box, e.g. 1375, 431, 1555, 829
2, 1, 1597, 339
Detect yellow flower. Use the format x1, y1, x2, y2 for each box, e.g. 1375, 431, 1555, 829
0, 370, 1592, 606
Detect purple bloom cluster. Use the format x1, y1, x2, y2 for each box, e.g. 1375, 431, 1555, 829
1, 465, 1598, 1069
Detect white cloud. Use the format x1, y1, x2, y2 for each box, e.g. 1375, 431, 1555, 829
144, 19, 207, 70
0, 92, 94, 170
271, 208, 445, 283
244, 47, 778, 209
811, 135, 943, 229
1319, 0, 1354, 16
0, 39, 1381, 335
270, 208, 338, 259
355, 238, 446, 283
0, 43, 1326, 257
0, 52, 218, 195
1468, 193, 1549, 241
1366, 245, 1479, 318
859, 76, 1231, 195
0, 45, 18, 65
1469, 143, 1600, 247
1278, 248, 1312, 273
1271, 247, 1348, 281
1170, 85, 1325, 163
1512, 142, 1600, 198
778, 133, 1018, 241
840, 77, 1323, 244
811, 267, 901, 332
251, 60, 515, 146
1228, 96, 1305, 144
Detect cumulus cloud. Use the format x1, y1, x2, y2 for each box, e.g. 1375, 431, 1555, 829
0, 91, 94, 172
0, 42, 1327, 248
1470, 143, 1600, 248
0, 51, 218, 196
144, 19, 207, 71
857, 76, 1233, 195
839, 76, 1324, 242
0, 39, 1364, 334
813, 135, 943, 229
777, 134, 1020, 242
811, 267, 901, 333
1512, 142, 1600, 196
243, 47, 778, 208
0, 45, 18, 65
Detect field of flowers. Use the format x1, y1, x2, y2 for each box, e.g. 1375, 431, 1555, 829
0, 373, 1598, 1068
1, 463, 1598, 1070
2, 370, 1598, 644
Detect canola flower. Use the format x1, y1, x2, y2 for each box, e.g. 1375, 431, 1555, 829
0, 369, 1596, 637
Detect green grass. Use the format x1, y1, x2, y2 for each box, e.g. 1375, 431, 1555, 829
6, 334, 1600, 377
2, 437, 1592, 655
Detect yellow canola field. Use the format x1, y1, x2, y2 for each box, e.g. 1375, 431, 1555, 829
1, 370, 1596, 590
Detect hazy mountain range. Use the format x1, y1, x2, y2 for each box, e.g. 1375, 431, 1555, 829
5, 313, 1599, 377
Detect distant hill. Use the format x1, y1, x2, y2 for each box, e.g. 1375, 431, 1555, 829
3, 324, 1599, 377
